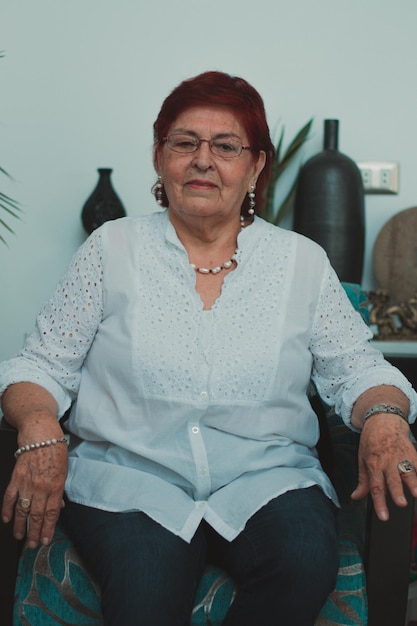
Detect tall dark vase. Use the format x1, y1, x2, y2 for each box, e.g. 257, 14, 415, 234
81, 168, 126, 234
293, 119, 365, 283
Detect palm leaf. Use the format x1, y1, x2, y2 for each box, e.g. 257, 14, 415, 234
1, 191, 22, 215
1, 51, 22, 243
261, 118, 313, 225
271, 179, 298, 226
0, 173, 21, 242
0, 167, 22, 230
0, 203, 21, 243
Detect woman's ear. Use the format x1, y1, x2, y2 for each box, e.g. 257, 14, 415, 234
153, 144, 161, 174
254, 150, 267, 180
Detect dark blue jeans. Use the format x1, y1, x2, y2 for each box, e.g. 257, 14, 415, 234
61, 486, 338, 626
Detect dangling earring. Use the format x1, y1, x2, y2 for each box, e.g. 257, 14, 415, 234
248, 185, 256, 215
152, 176, 163, 205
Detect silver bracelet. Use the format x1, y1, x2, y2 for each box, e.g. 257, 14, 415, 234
14, 436, 68, 459
362, 404, 409, 425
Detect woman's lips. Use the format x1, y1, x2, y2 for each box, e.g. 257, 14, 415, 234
186, 179, 217, 190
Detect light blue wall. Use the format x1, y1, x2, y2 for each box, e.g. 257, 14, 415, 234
1, 0, 416, 360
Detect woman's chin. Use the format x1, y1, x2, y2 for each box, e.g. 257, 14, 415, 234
170, 203, 225, 221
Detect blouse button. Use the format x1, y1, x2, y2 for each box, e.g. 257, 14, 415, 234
192, 426, 199, 434
200, 391, 208, 399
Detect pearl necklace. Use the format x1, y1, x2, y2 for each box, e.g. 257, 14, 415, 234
190, 249, 239, 275
189, 216, 246, 275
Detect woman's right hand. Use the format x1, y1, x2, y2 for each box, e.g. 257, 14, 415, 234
1, 382, 69, 548
2, 433, 68, 548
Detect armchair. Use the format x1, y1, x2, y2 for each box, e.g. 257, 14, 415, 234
0, 284, 414, 626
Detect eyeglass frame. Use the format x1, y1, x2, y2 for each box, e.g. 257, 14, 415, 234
162, 133, 256, 159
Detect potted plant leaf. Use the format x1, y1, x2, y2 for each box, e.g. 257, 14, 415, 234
261, 118, 313, 226
1, 167, 21, 245
1, 51, 21, 244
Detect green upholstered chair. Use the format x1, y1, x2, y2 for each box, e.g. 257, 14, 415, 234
0, 284, 414, 626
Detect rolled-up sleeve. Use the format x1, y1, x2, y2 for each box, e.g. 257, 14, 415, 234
0, 228, 105, 417
310, 264, 417, 429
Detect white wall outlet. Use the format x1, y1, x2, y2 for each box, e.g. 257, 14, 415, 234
357, 161, 399, 194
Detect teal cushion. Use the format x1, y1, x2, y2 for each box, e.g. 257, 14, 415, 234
317, 539, 367, 625
14, 525, 102, 625
341, 282, 370, 324
14, 512, 367, 626
191, 565, 235, 626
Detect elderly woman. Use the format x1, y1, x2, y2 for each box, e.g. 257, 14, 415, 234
1, 71, 417, 626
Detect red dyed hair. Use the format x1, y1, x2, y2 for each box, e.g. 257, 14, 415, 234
153, 71, 276, 215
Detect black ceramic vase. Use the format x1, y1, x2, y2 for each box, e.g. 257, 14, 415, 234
293, 119, 365, 283
81, 168, 126, 234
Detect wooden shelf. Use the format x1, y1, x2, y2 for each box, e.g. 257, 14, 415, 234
371, 340, 417, 358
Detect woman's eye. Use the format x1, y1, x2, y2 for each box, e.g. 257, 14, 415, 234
217, 142, 235, 153
176, 140, 195, 148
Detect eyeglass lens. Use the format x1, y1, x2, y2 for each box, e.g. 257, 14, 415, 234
166, 134, 244, 157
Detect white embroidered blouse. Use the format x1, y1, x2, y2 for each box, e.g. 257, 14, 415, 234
1, 211, 416, 542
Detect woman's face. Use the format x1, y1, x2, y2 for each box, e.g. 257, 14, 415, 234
154, 106, 266, 226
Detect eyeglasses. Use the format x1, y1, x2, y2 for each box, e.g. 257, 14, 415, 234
163, 133, 254, 158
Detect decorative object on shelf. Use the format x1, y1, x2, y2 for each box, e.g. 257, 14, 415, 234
373, 206, 417, 305
367, 288, 417, 340
260, 118, 313, 225
81, 168, 126, 234
293, 119, 365, 283
370, 206, 417, 340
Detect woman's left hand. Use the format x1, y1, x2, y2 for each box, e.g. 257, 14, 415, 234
351, 414, 417, 520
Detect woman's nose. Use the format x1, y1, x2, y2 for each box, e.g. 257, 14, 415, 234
192, 140, 214, 168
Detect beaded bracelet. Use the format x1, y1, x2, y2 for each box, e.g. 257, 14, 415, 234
362, 403, 409, 425
14, 436, 68, 459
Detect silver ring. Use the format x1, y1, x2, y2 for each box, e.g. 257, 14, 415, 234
398, 460, 415, 474
17, 497, 31, 510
